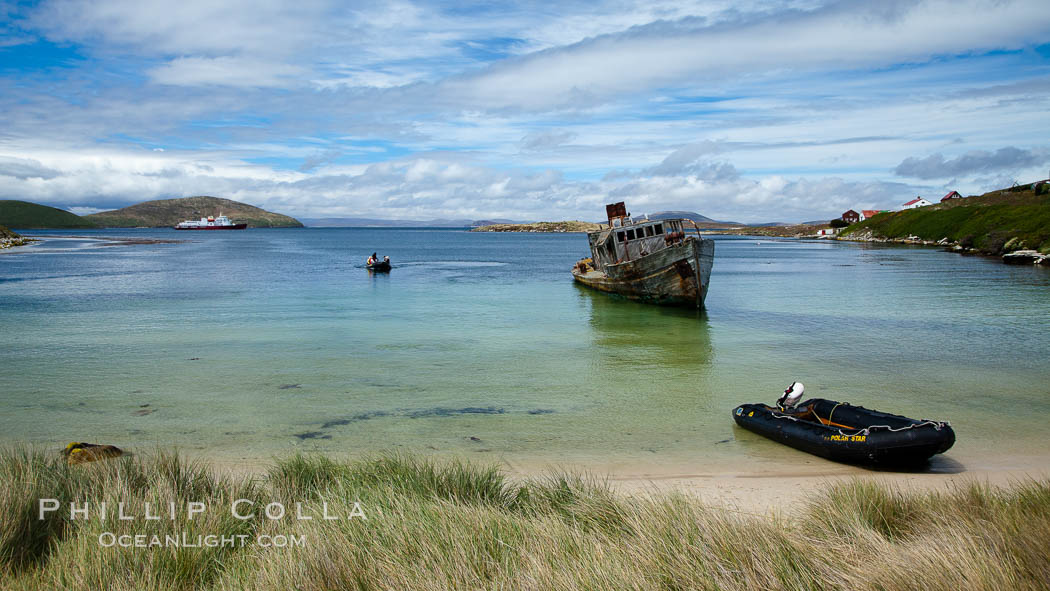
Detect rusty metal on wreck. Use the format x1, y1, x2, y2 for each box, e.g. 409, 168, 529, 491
571, 202, 714, 308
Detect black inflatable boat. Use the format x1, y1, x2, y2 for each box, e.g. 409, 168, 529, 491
733, 398, 955, 465
367, 260, 391, 272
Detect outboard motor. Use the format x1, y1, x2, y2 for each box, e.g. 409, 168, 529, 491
777, 382, 804, 410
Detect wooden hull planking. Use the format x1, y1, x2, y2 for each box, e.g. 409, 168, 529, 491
572, 238, 714, 307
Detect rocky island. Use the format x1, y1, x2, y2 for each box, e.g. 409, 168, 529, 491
471, 221, 601, 233
709, 223, 832, 238
86, 196, 303, 228
0, 225, 33, 249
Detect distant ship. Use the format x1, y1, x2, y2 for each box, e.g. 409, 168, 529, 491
572, 202, 714, 308
173, 214, 247, 230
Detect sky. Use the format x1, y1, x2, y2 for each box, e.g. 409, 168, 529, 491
1, 0, 1050, 223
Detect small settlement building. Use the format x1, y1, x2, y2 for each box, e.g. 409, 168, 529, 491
861, 210, 881, 221
902, 197, 932, 210
940, 191, 962, 202
841, 209, 861, 223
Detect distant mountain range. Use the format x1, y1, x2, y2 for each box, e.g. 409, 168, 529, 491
647, 211, 828, 227
300, 217, 522, 227
301, 212, 757, 228
646, 211, 742, 227
2, 198, 827, 231
648, 210, 719, 223
1, 196, 302, 229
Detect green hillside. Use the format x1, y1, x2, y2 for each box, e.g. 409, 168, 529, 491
0, 200, 99, 229
85, 196, 303, 228
842, 184, 1050, 254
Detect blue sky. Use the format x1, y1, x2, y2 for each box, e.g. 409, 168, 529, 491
1, 0, 1049, 222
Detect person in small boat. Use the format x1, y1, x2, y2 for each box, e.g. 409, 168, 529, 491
367, 252, 377, 266
777, 381, 804, 411
382, 255, 390, 264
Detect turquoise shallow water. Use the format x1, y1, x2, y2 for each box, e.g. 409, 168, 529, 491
1, 229, 1049, 473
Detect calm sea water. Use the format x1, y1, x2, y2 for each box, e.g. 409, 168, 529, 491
2, 228, 1049, 473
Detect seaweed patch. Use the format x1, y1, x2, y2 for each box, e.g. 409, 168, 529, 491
305, 406, 544, 440
321, 410, 391, 429
406, 406, 505, 419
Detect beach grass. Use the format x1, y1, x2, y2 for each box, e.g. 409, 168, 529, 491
2, 448, 1048, 590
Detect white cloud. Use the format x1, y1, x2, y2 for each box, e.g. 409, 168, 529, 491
32, 0, 328, 56
0, 156, 62, 180
66, 206, 106, 215
519, 130, 578, 151
0, 144, 926, 223
894, 147, 1050, 179
440, 0, 1050, 111
4, 1, 1049, 223
149, 57, 306, 88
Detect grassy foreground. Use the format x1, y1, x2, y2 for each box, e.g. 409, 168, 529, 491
2, 449, 1048, 590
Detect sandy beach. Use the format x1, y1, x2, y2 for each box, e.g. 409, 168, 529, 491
177, 446, 1050, 517
500, 449, 1050, 513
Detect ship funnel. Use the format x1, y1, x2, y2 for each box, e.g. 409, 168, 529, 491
605, 202, 627, 225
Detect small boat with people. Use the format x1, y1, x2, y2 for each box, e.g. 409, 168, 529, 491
733, 382, 955, 465
174, 214, 247, 230
572, 202, 714, 308
366, 252, 391, 272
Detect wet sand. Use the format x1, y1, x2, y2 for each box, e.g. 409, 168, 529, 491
189, 448, 1050, 516
24, 235, 185, 246
612, 468, 1050, 516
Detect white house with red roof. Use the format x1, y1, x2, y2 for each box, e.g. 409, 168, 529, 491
941, 191, 962, 202
902, 196, 932, 210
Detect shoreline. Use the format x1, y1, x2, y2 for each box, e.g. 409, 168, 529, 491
160, 446, 1050, 515
0, 236, 36, 250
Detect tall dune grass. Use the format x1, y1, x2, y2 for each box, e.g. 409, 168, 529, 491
2, 447, 1047, 590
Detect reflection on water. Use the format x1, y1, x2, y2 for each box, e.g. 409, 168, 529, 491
576, 284, 713, 371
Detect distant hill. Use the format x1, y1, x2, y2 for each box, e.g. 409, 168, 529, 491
0, 200, 99, 229
468, 219, 521, 227
86, 196, 303, 228
649, 210, 716, 223
841, 182, 1050, 254
648, 211, 741, 227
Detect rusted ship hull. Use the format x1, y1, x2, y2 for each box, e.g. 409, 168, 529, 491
572, 238, 714, 307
